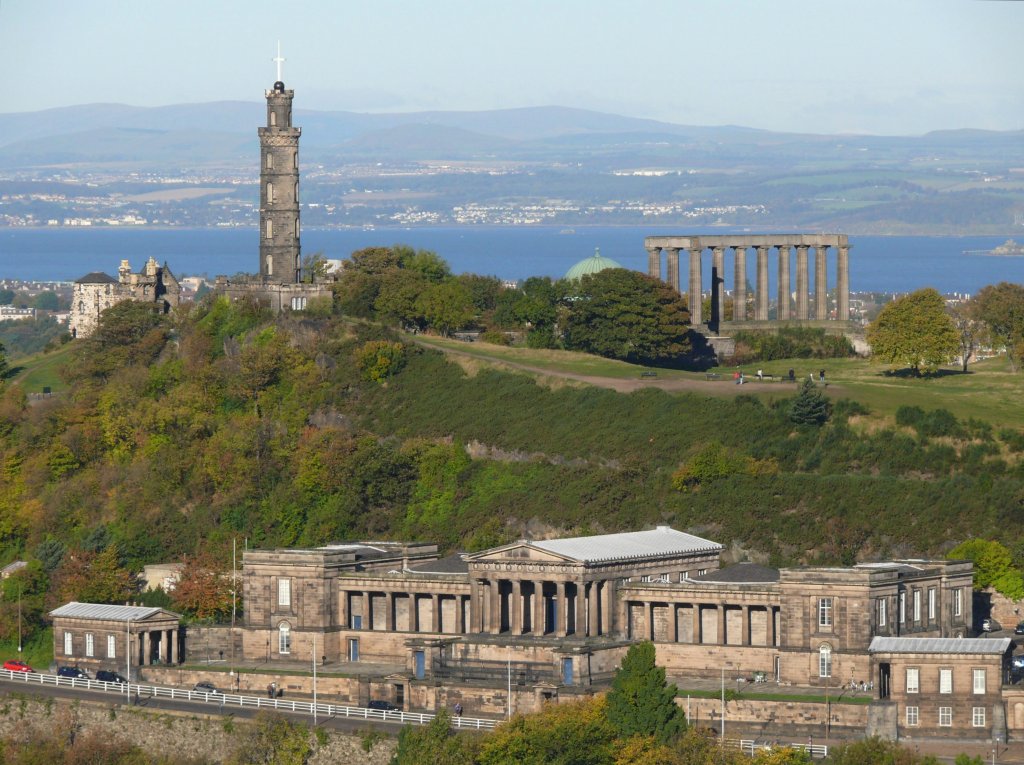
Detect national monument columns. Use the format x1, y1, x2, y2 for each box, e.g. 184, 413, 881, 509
644, 234, 851, 328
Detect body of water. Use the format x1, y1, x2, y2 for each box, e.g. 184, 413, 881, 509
1, 226, 1022, 295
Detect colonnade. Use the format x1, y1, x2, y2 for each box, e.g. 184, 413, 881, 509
136, 627, 179, 665
644, 235, 850, 326
625, 600, 780, 647
342, 590, 470, 634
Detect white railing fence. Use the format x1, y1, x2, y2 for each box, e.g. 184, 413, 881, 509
734, 738, 829, 759
0, 668, 497, 730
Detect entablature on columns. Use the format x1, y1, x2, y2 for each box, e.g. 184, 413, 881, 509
336, 574, 472, 597
621, 581, 781, 606
644, 234, 849, 251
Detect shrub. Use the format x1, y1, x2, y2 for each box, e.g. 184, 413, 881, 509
355, 340, 407, 383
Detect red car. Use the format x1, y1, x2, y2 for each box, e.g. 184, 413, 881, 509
3, 660, 33, 673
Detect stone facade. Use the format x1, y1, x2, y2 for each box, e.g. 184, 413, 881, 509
70, 257, 180, 339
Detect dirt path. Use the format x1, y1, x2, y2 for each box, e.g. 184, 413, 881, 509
415, 340, 842, 397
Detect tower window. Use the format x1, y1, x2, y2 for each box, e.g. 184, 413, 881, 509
265, 219, 273, 240
295, 219, 299, 238
294, 181, 299, 201
266, 153, 273, 170
267, 182, 274, 203
266, 255, 273, 276
270, 112, 277, 127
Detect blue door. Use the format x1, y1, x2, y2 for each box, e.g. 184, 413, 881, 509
414, 650, 425, 680
562, 658, 573, 686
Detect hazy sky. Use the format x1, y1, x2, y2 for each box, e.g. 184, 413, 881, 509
2, 0, 1021, 135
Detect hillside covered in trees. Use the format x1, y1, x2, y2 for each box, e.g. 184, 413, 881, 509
3, 278, 1024, 642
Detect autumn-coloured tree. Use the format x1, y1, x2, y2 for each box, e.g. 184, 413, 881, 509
51, 545, 137, 607
171, 551, 234, 620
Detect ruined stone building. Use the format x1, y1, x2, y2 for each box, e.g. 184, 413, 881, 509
70, 256, 180, 338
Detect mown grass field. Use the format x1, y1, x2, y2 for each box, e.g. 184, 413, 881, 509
7, 342, 74, 394
412, 335, 1024, 429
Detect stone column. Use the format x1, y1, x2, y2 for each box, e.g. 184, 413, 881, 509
837, 246, 850, 320
768, 606, 777, 647
469, 581, 480, 633
756, 246, 770, 320
647, 246, 662, 280
795, 245, 810, 320
777, 245, 791, 320
688, 248, 703, 325
554, 581, 567, 637
161, 630, 169, 664
672, 605, 680, 642
490, 580, 502, 634
666, 248, 680, 294
646, 601, 655, 641
741, 606, 751, 646
716, 606, 725, 645
692, 605, 701, 644
588, 581, 600, 637
432, 594, 441, 633
574, 582, 586, 636
170, 628, 178, 665
385, 592, 395, 632
511, 581, 522, 635
339, 590, 349, 630
815, 246, 829, 320
601, 579, 615, 636
456, 595, 466, 634
733, 246, 747, 321
143, 632, 151, 665
712, 246, 725, 328
533, 581, 545, 635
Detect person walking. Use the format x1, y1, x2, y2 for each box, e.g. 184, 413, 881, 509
454, 702, 463, 717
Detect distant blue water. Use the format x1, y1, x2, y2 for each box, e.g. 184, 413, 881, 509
1, 226, 1021, 294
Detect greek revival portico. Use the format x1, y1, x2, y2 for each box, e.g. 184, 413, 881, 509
644, 234, 851, 327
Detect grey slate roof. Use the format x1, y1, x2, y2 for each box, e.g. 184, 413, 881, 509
74, 272, 118, 285
407, 554, 469, 575
869, 637, 1012, 655
50, 602, 179, 622
693, 563, 780, 584
531, 526, 722, 564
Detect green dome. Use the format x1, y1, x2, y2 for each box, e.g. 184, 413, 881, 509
565, 248, 622, 280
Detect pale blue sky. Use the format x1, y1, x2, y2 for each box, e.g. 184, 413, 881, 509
2, 0, 1021, 134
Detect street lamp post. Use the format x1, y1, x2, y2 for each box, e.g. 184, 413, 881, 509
125, 617, 132, 703
312, 633, 318, 727
17, 583, 22, 654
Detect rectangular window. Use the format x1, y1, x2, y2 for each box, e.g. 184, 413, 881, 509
349, 638, 360, 662
278, 626, 291, 655
899, 591, 906, 623
278, 578, 291, 608
64, 632, 73, 656
928, 588, 936, 621
265, 219, 273, 240
85, 633, 94, 658
906, 667, 919, 694
877, 598, 887, 627
973, 707, 986, 727
107, 635, 116, 659
818, 597, 833, 628
973, 669, 986, 694
939, 707, 952, 727
266, 153, 273, 170
953, 588, 962, 617
906, 706, 919, 726
940, 668, 952, 694
913, 590, 921, 622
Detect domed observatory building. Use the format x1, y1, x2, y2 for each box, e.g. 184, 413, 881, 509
565, 248, 622, 281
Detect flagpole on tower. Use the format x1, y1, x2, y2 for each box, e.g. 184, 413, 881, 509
273, 41, 285, 82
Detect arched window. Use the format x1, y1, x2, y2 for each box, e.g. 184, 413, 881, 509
78, 301, 84, 313
267, 182, 274, 203
818, 644, 832, 678
294, 219, 299, 238
266, 153, 273, 170
266, 254, 273, 276
294, 181, 298, 201
265, 219, 273, 240
278, 623, 291, 655
270, 112, 277, 127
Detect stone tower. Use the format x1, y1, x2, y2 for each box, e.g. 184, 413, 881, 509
258, 54, 301, 284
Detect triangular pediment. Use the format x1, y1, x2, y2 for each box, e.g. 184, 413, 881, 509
467, 542, 579, 564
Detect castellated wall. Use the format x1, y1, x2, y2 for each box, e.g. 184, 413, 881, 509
0, 694, 395, 764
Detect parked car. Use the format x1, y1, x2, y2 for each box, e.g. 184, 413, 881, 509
1014, 621, 1024, 635
367, 700, 399, 711
56, 666, 89, 679
3, 660, 33, 673
96, 670, 127, 683
193, 682, 221, 694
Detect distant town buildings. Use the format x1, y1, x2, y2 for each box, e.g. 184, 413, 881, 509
70, 256, 180, 338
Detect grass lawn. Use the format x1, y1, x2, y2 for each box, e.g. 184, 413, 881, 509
7, 342, 74, 394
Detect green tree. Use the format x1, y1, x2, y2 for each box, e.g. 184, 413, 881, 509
390, 710, 474, 765
356, 340, 407, 383
789, 379, 832, 426
416, 281, 475, 336
605, 642, 685, 744
170, 551, 234, 620
948, 539, 1024, 598
478, 698, 617, 765
974, 282, 1024, 371
0, 341, 7, 380
398, 246, 452, 283
866, 288, 959, 374
948, 299, 985, 372
32, 291, 59, 311
0, 288, 13, 305
563, 269, 691, 364
348, 246, 403, 274
300, 251, 330, 283
231, 712, 312, 765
